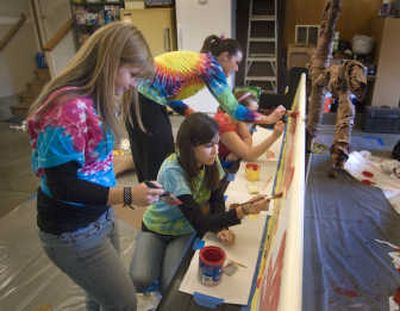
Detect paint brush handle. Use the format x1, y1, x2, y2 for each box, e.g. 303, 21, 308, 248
245, 192, 283, 204
229, 192, 282, 210
266, 192, 283, 201
230, 259, 247, 268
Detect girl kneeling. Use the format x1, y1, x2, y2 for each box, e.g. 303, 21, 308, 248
130, 113, 268, 294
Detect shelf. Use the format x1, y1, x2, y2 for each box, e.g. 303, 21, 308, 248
70, 0, 124, 49
71, 1, 122, 5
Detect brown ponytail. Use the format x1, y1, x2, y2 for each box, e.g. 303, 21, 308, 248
200, 34, 242, 57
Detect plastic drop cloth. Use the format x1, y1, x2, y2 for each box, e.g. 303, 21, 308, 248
303, 153, 400, 311
344, 150, 400, 214
0, 198, 137, 310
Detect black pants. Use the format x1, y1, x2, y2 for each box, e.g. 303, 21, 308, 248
126, 94, 175, 182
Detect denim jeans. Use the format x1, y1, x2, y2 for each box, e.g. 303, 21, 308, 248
39, 209, 137, 311
130, 231, 195, 294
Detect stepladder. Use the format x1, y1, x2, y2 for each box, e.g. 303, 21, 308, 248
244, 0, 278, 93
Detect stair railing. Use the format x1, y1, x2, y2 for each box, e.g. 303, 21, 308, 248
42, 18, 73, 52
0, 13, 27, 52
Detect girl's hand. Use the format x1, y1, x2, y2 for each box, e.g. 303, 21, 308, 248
257, 105, 286, 124
232, 195, 270, 218
132, 181, 165, 206
272, 120, 285, 139
242, 195, 270, 215
226, 153, 240, 161
217, 229, 236, 246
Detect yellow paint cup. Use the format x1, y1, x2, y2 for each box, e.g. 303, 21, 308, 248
245, 163, 260, 181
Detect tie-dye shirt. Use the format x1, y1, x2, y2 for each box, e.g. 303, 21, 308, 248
143, 153, 225, 236
27, 89, 115, 201
137, 51, 263, 122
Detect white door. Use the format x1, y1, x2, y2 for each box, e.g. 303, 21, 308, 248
175, 0, 234, 114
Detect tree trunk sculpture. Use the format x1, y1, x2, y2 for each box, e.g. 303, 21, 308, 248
306, 0, 367, 175
328, 61, 367, 174
306, 0, 341, 148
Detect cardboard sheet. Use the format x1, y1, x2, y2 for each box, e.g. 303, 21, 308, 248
179, 214, 268, 305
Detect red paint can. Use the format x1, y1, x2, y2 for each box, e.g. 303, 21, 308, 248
198, 246, 226, 286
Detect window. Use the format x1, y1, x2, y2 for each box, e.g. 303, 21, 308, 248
295, 25, 319, 46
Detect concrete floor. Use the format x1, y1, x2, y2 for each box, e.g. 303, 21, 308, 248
0, 122, 38, 218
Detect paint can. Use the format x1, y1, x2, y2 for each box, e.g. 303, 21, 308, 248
198, 246, 226, 286
245, 162, 260, 181
35, 52, 47, 69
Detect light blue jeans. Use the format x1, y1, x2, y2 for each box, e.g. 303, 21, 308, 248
130, 231, 195, 294
39, 209, 137, 311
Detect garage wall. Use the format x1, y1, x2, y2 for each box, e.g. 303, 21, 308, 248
283, 0, 381, 46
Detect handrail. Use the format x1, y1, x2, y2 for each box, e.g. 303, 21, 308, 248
43, 18, 73, 52
0, 13, 27, 52
30, 0, 44, 50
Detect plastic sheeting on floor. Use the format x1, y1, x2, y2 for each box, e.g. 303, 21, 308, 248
303, 153, 400, 311
344, 150, 400, 214
0, 198, 138, 311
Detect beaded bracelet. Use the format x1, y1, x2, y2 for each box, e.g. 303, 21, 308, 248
123, 187, 135, 210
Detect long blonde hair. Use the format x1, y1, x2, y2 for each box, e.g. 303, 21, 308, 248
28, 21, 154, 136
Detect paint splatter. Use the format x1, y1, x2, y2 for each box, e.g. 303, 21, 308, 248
361, 170, 374, 178
394, 288, 400, 305
334, 287, 360, 298
361, 179, 375, 186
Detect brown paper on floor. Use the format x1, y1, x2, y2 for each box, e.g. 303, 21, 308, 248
113, 153, 135, 176
113, 204, 145, 230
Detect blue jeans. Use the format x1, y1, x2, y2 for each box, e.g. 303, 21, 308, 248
130, 231, 195, 294
39, 209, 137, 311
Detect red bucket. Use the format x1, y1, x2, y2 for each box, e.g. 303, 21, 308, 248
198, 246, 226, 286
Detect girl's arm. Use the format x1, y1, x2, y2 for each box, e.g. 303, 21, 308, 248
45, 161, 163, 207
176, 194, 242, 236
166, 100, 194, 117
137, 78, 194, 117
220, 121, 284, 161
203, 57, 285, 124
236, 122, 253, 146
136, 79, 168, 106
45, 161, 109, 204
203, 63, 259, 122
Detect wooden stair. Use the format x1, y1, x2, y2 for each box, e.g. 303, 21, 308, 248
10, 68, 50, 118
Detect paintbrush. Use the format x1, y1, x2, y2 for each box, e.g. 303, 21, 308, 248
229, 192, 283, 210
229, 259, 247, 268
223, 259, 248, 276
265, 191, 283, 201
